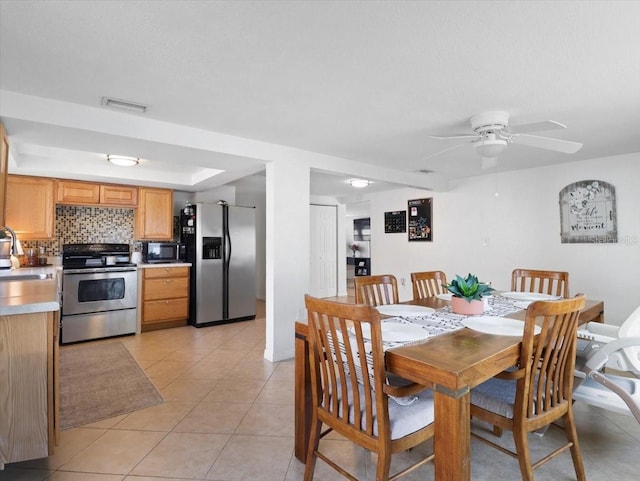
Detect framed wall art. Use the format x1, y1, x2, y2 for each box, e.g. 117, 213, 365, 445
559, 180, 617, 243
408, 198, 432, 242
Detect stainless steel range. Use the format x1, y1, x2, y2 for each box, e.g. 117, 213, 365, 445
61, 243, 137, 344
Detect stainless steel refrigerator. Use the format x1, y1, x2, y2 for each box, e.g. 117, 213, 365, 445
180, 201, 256, 326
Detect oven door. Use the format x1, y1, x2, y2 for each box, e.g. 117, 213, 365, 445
62, 268, 137, 315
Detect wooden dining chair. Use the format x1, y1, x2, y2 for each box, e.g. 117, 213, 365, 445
511, 268, 570, 298
410, 271, 447, 300
354, 274, 399, 306
304, 294, 435, 481
470, 294, 587, 481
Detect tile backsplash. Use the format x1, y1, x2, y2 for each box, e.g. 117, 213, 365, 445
21, 205, 135, 256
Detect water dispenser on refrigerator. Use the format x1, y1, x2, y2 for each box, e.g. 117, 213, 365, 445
202, 237, 221, 259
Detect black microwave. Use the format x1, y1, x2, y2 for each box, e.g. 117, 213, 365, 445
142, 242, 185, 263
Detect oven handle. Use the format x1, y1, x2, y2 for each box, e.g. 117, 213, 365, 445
63, 267, 137, 275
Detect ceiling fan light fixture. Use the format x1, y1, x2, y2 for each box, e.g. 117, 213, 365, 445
474, 138, 507, 158
107, 154, 139, 167
349, 179, 371, 188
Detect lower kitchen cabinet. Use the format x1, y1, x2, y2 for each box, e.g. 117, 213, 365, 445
140, 265, 190, 332
0, 310, 59, 469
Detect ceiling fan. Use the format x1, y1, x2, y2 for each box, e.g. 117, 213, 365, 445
427, 111, 583, 162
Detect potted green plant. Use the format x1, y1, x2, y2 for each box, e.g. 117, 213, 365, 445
445, 273, 494, 315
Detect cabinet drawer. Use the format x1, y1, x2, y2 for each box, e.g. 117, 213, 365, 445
143, 298, 189, 323
143, 266, 190, 279
144, 277, 189, 300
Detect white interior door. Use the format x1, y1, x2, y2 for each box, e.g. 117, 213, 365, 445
309, 204, 337, 298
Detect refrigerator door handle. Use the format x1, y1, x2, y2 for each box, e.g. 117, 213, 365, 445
225, 228, 232, 264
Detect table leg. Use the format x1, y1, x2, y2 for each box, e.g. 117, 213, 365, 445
434, 385, 471, 481
294, 331, 312, 462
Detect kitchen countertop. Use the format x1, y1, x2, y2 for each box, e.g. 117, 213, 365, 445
0, 266, 61, 316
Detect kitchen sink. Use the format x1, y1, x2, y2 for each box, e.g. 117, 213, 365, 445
0, 273, 54, 282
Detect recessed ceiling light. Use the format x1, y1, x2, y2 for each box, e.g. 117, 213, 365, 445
101, 96, 148, 113
107, 154, 139, 167
349, 179, 371, 188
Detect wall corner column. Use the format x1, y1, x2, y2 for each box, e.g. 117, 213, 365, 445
264, 158, 310, 361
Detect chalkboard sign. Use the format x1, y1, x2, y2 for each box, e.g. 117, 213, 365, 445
384, 211, 406, 233
408, 198, 432, 242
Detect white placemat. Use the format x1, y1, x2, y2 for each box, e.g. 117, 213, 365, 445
500, 291, 560, 302
376, 304, 435, 317
355, 320, 432, 343
462, 316, 540, 336
462, 316, 541, 336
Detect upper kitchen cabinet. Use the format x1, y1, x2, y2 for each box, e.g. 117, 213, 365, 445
0, 123, 9, 226
100, 184, 138, 206
56, 179, 100, 204
57, 179, 138, 207
135, 187, 174, 240
6, 175, 55, 240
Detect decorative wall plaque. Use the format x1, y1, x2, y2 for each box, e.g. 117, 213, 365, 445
408, 198, 432, 242
384, 211, 406, 233
559, 180, 617, 243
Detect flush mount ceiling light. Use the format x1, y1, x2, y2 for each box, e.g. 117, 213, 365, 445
349, 179, 371, 188
107, 154, 139, 167
101, 96, 148, 113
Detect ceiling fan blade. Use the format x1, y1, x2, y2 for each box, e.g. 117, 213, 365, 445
428, 134, 480, 140
424, 141, 471, 160
509, 120, 566, 134
511, 133, 583, 154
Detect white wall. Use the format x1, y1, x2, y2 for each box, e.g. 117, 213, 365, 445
369, 153, 640, 324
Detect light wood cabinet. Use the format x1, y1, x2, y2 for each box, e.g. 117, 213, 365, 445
141, 266, 190, 331
0, 123, 8, 227
100, 184, 138, 206
56, 179, 138, 207
0, 310, 59, 469
135, 187, 174, 240
5, 175, 55, 240
56, 179, 100, 204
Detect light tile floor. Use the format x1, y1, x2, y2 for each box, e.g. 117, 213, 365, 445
2, 299, 638, 481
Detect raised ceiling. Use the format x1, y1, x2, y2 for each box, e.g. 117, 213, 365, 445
1, 1, 639, 199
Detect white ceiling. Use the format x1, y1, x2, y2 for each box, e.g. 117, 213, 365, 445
1, 1, 639, 200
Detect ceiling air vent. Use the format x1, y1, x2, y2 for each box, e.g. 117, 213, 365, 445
101, 96, 148, 113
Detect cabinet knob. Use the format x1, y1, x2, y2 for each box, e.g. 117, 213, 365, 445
165, 279, 172, 284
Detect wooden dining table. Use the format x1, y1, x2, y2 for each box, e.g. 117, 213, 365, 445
294, 295, 604, 481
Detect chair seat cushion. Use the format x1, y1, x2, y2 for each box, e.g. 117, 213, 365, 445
387, 388, 434, 439
328, 379, 435, 440
471, 377, 517, 419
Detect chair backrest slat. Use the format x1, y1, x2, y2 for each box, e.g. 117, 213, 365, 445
517, 295, 585, 420
410, 271, 447, 300
512, 269, 569, 298
305, 295, 388, 440
354, 275, 399, 306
